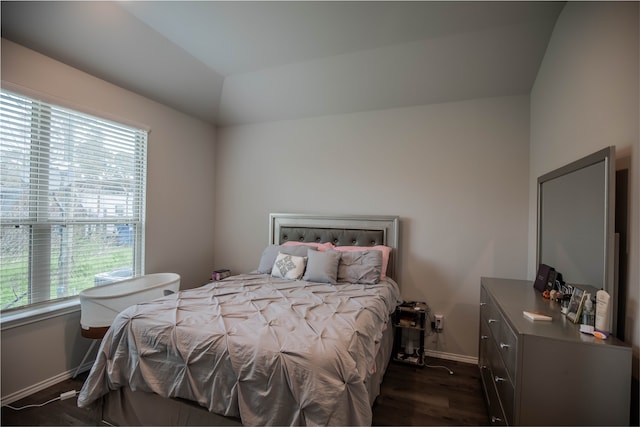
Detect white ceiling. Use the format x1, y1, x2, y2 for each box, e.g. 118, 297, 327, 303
1, 1, 565, 126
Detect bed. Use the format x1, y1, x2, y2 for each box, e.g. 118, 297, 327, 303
77, 213, 401, 426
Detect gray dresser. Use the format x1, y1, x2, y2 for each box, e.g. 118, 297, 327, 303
479, 277, 631, 426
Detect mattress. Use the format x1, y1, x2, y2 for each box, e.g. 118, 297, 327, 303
78, 273, 401, 426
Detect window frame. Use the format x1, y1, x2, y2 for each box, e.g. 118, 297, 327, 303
0, 84, 148, 324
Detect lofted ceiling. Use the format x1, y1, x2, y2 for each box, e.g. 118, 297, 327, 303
1, 1, 565, 126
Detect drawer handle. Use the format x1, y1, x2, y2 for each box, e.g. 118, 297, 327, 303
491, 416, 503, 423
488, 319, 498, 324
481, 364, 488, 370
499, 342, 510, 350
481, 335, 489, 340
494, 376, 506, 383
480, 302, 487, 307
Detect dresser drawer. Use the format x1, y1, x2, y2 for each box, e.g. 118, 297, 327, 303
496, 319, 517, 383
481, 287, 518, 384
479, 317, 490, 367
480, 287, 498, 321
481, 292, 502, 339
480, 362, 507, 426
486, 334, 515, 425
480, 286, 489, 307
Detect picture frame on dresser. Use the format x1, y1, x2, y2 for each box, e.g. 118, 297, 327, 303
565, 287, 586, 323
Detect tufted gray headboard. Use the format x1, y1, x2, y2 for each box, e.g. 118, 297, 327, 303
269, 213, 400, 281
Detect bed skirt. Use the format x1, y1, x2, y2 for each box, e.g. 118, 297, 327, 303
98, 317, 394, 426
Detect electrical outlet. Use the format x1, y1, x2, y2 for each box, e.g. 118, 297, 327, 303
435, 314, 444, 331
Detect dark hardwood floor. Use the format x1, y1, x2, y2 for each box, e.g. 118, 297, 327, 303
1, 371, 99, 426
373, 358, 489, 426
1, 357, 488, 426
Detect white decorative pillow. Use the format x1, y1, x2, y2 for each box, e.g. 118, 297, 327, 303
257, 244, 312, 274
271, 252, 307, 280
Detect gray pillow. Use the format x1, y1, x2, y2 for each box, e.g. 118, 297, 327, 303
337, 250, 382, 284
303, 249, 341, 284
257, 244, 313, 274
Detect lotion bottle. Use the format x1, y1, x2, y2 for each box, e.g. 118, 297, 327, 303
595, 290, 610, 336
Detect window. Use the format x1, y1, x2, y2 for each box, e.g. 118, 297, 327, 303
1, 89, 147, 312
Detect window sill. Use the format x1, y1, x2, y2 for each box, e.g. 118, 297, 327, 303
0, 298, 80, 331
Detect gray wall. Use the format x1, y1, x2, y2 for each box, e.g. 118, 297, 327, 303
529, 1, 639, 379
1, 39, 217, 400
214, 95, 531, 360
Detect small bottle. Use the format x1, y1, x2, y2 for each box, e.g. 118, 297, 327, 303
595, 290, 611, 335
561, 294, 571, 314
405, 340, 414, 356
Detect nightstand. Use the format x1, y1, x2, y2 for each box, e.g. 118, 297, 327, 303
393, 301, 427, 366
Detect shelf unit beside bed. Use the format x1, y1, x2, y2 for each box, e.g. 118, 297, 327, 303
393, 302, 427, 366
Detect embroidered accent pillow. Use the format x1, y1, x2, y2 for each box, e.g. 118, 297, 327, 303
271, 252, 307, 280
257, 244, 312, 274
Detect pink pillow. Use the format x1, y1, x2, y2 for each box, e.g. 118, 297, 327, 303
334, 245, 392, 279
282, 241, 335, 252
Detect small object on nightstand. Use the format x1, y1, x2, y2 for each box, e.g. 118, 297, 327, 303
212, 269, 230, 281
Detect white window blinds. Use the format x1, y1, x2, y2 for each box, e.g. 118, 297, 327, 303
0, 89, 147, 311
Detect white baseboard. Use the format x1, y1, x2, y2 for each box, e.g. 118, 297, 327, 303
1, 361, 94, 406
425, 349, 478, 365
